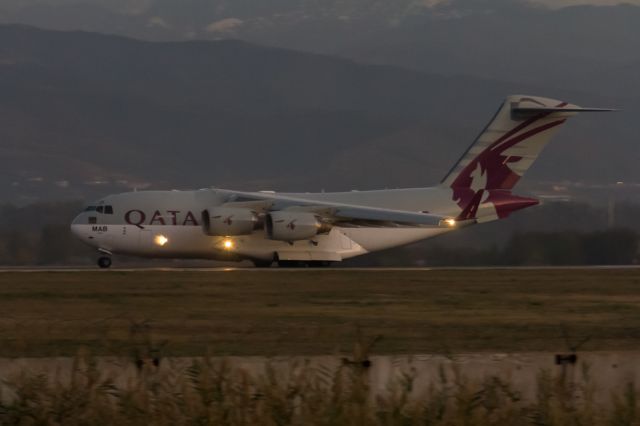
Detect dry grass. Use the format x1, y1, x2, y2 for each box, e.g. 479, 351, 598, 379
0, 269, 639, 356
0, 351, 638, 426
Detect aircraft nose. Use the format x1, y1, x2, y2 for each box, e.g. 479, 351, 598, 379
70, 214, 84, 238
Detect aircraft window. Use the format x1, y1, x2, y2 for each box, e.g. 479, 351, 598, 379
96, 206, 104, 213
88, 217, 97, 224
84, 206, 97, 211
105, 206, 114, 214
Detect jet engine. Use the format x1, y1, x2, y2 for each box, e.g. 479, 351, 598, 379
201, 207, 258, 236
266, 211, 331, 242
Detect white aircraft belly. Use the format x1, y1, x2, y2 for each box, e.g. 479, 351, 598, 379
228, 228, 367, 261
99, 225, 366, 261
77, 219, 453, 262
341, 227, 452, 253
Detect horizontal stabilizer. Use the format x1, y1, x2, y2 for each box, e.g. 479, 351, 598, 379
512, 105, 616, 119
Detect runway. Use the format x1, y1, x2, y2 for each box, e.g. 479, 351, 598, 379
1, 265, 640, 272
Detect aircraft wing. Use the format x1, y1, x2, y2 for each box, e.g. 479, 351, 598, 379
283, 204, 456, 227
221, 191, 468, 228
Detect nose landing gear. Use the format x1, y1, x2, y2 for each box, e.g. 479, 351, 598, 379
97, 248, 113, 269
97, 256, 112, 269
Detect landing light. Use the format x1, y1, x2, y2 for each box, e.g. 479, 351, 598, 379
154, 235, 169, 246
443, 218, 457, 227
223, 238, 234, 250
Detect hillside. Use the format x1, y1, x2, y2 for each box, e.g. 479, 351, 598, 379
3, 1, 640, 97
0, 24, 635, 204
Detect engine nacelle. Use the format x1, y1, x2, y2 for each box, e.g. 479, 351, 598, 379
266, 211, 330, 242
201, 207, 258, 236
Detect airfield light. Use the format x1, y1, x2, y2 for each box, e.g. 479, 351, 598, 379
444, 218, 457, 227
154, 235, 169, 246
223, 238, 234, 250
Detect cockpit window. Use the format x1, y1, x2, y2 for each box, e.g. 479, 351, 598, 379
85, 205, 113, 214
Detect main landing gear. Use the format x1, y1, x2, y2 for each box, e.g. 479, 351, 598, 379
251, 259, 273, 268
253, 254, 333, 268
277, 260, 333, 268
97, 256, 112, 269
270, 253, 333, 268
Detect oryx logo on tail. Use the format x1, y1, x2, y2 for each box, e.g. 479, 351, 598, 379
440, 95, 584, 220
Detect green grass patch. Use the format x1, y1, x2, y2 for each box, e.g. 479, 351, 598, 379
0, 269, 638, 356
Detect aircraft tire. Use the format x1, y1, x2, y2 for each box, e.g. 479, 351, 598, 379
252, 259, 273, 268
97, 256, 112, 269
308, 261, 333, 268
277, 260, 306, 268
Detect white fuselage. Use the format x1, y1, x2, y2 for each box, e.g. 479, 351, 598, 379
70, 187, 466, 262
70, 95, 593, 266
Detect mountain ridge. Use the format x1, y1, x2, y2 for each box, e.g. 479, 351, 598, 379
0, 24, 635, 205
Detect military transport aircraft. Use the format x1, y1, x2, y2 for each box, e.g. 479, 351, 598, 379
71, 95, 611, 268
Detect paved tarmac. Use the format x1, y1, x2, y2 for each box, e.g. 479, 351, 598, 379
1, 265, 639, 272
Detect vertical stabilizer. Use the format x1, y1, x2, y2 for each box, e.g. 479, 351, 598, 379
440, 95, 612, 220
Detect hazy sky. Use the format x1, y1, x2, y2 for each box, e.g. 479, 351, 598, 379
5, 0, 640, 9
531, 0, 640, 6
